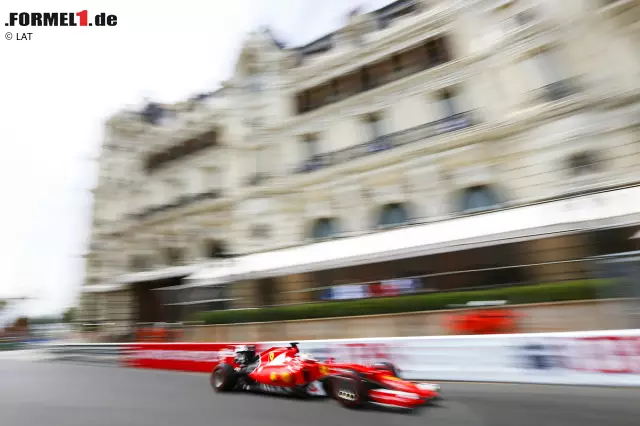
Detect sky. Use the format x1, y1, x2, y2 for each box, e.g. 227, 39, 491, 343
0, 0, 394, 320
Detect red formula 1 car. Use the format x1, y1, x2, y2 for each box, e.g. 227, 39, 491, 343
210, 342, 441, 410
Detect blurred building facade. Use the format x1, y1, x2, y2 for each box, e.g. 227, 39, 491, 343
80, 0, 640, 335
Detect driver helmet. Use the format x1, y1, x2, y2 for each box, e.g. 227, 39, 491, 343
298, 352, 315, 361
234, 345, 255, 364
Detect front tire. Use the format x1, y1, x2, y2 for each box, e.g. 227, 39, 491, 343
211, 363, 237, 392
330, 373, 367, 409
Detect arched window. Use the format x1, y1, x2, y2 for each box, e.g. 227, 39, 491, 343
460, 186, 501, 212
566, 151, 599, 177
164, 248, 183, 266
129, 255, 149, 272
310, 218, 339, 240
250, 224, 271, 239
205, 240, 228, 259
377, 203, 410, 227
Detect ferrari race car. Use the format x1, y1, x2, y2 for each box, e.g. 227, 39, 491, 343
210, 342, 441, 410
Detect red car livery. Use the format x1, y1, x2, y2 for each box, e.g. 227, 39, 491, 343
210, 342, 441, 410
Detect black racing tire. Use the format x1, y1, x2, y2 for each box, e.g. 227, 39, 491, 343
330, 372, 367, 409
211, 363, 237, 392
374, 362, 399, 378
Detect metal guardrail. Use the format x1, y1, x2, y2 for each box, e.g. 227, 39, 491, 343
39, 343, 128, 365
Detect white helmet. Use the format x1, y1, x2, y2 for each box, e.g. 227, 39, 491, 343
298, 352, 315, 361
235, 345, 249, 353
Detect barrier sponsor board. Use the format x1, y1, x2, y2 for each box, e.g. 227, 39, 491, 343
262, 330, 640, 387
121, 330, 640, 385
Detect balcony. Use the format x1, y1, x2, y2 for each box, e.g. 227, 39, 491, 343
128, 190, 221, 221
296, 36, 453, 115
536, 78, 580, 103
295, 112, 475, 174
145, 129, 219, 174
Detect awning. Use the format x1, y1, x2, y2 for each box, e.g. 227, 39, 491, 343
115, 264, 205, 284
81, 283, 129, 293
231, 186, 640, 280
156, 260, 242, 290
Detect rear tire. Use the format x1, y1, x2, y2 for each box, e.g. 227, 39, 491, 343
330, 373, 367, 409
211, 363, 237, 392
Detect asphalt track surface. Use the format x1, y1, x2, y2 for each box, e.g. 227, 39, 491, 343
1, 360, 639, 426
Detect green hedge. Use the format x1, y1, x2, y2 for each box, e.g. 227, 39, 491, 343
0, 342, 25, 351
196, 279, 616, 325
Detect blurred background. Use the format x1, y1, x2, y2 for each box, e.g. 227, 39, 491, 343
2, 3, 640, 426
2, 0, 640, 346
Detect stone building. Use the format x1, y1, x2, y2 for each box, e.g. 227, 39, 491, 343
80, 0, 640, 335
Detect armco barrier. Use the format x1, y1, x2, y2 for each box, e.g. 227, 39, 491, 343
39, 330, 640, 387
42, 343, 125, 365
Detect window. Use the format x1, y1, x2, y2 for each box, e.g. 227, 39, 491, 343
567, 151, 599, 177
250, 224, 271, 239
248, 75, 263, 92
438, 89, 459, 119
378, 203, 410, 227
326, 80, 340, 103
293, 37, 454, 116
296, 91, 311, 114
461, 186, 501, 212
392, 54, 403, 73
364, 113, 384, 140
205, 240, 227, 258
164, 248, 183, 266
514, 9, 535, 26
425, 36, 451, 66
522, 48, 575, 101
144, 130, 218, 174
311, 218, 339, 240
534, 49, 563, 85
522, 49, 563, 89
129, 256, 149, 272
302, 134, 319, 159
360, 67, 373, 90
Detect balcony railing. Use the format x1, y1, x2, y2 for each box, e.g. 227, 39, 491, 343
538, 78, 580, 103
246, 173, 271, 187
295, 111, 476, 174
129, 190, 221, 221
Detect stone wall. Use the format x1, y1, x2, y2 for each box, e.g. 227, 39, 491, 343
183, 299, 637, 343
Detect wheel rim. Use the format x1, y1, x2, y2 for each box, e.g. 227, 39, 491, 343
337, 388, 357, 401
335, 378, 358, 403
213, 370, 224, 388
